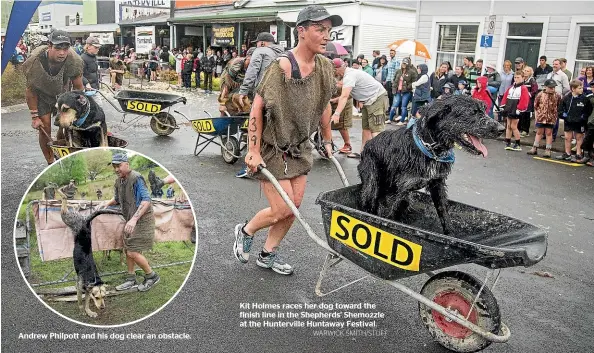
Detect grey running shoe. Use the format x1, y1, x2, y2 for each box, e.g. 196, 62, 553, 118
138, 272, 160, 292
511, 143, 522, 151
115, 277, 137, 291
233, 223, 253, 263
256, 250, 294, 275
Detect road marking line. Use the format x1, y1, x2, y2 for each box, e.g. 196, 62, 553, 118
533, 157, 584, 167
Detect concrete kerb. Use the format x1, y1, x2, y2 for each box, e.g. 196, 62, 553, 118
1, 103, 28, 114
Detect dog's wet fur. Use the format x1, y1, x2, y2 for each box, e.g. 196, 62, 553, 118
359, 95, 504, 234
59, 197, 122, 317
56, 91, 108, 148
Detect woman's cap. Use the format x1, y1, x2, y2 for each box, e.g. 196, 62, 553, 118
296, 5, 343, 27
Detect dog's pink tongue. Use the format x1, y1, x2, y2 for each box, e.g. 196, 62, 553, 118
469, 135, 488, 157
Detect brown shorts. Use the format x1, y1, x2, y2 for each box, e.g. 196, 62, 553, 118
331, 98, 353, 130
362, 94, 388, 133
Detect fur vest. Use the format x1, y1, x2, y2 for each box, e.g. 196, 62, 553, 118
256, 54, 336, 157
22, 45, 83, 101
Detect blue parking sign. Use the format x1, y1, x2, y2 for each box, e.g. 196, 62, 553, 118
481, 35, 493, 48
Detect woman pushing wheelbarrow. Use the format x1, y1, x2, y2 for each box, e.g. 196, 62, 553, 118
232, 5, 343, 275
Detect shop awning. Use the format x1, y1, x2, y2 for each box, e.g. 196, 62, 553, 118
171, 6, 283, 24
56, 23, 119, 33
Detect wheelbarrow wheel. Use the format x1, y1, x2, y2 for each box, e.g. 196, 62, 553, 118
418, 271, 501, 353
150, 112, 176, 136
221, 136, 240, 164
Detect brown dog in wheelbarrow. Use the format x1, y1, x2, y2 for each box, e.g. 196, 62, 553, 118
55, 91, 108, 148
58, 190, 122, 317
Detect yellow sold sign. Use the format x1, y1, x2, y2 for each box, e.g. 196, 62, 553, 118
51, 146, 71, 158
191, 119, 216, 133
126, 101, 161, 114
329, 210, 422, 271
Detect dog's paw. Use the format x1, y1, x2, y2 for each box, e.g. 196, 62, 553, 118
85, 309, 98, 318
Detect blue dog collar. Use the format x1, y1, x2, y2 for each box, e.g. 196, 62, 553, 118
73, 96, 91, 127
407, 118, 455, 163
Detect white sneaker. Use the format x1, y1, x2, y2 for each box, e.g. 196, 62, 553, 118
395, 121, 406, 126
385, 120, 392, 124
396, 116, 402, 121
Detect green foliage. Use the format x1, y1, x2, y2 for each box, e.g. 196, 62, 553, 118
1, 63, 27, 106
33, 154, 88, 190
84, 150, 112, 180
129, 155, 158, 170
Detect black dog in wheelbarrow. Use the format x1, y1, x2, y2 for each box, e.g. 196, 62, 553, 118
55, 91, 108, 148
359, 95, 505, 235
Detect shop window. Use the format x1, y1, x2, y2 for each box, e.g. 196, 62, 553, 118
436, 24, 479, 67
574, 25, 594, 77
508, 23, 543, 37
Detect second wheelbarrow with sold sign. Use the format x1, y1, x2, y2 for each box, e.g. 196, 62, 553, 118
256, 155, 547, 353
184, 111, 249, 164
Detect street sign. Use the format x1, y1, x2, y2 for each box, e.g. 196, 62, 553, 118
481, 35, 493, 48
487, 15, 496, 35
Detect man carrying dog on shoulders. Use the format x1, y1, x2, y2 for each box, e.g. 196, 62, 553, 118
22, 30, 85, 165
59, 179, 78, 200
332, 58, 388, 159
101, 154, 160, 292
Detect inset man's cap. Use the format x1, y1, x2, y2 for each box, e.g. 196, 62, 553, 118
111, 154, 128, 164
296, 5, 343, 27
251, 32, 275, 43
514, 57, 525, 64
49, 30, 71, 45
544, 79, 557, 88
402, 57, 411, 65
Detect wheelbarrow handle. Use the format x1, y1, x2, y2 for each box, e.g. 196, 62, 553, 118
257, 166, 339, 256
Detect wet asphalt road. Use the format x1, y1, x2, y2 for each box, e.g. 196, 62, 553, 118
2, 90, 593, 353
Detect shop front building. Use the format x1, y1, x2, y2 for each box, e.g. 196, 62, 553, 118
169, 0, 415, 59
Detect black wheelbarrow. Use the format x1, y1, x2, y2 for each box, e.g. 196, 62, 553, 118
257, 156, 547, 353
90, 85, 188, 136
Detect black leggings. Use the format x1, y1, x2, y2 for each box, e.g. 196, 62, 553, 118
203, 72, 213, 91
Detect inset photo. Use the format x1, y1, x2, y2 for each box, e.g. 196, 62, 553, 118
14, 148, 197, 327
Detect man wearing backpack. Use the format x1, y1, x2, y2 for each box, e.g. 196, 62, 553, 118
235, 32, 284, 178
237, 32, 284, 103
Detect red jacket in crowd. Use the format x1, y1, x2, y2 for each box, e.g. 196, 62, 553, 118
472, 76, 493, 113
500, 83, 530, 115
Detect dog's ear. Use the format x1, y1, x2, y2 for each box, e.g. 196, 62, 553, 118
77, 94, 88, 107
420, 99, 450, 125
